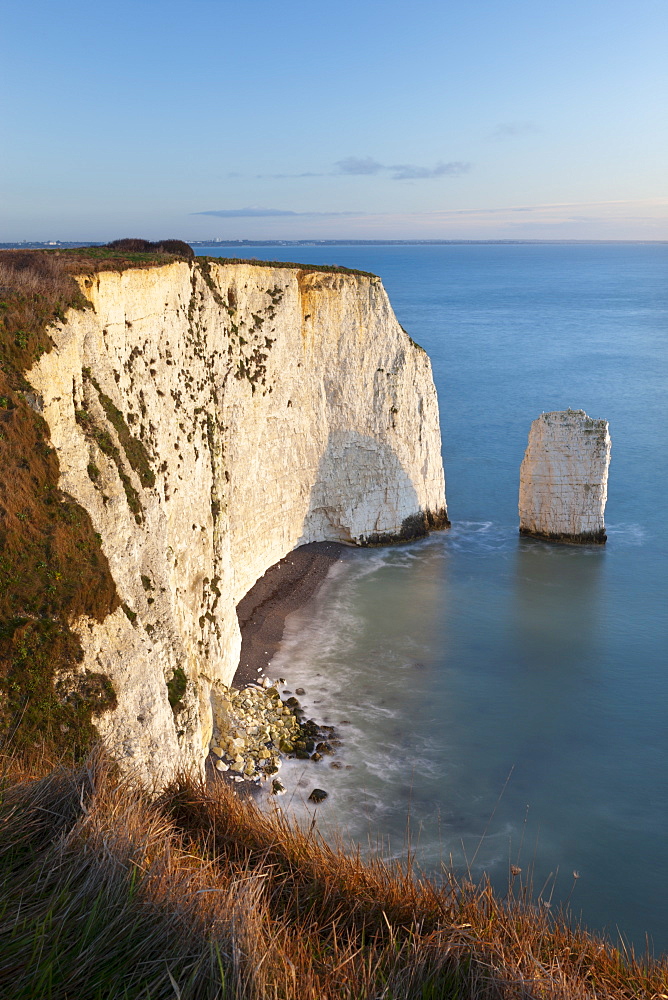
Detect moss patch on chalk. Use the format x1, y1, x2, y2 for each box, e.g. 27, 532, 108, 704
167, 666, 187, 713
77, 367, 155, 509
0, 618, 117, 757
74, 403, 145, 522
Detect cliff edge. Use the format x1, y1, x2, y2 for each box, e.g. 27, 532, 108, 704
13, 255, 446, 781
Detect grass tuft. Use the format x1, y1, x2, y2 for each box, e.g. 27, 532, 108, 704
0, 750, 664, 999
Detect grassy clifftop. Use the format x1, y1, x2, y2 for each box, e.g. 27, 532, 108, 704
0, 751, 664, 999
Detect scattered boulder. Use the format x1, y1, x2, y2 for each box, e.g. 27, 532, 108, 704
210, 681, 300, 780
308, 788, 328, 804
209, 679, 342, 785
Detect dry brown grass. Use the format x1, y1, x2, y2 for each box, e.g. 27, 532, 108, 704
0, 751, 664, 999
0, 251, 119, 757
0, 251, 88, 384
0, 250, 78, 303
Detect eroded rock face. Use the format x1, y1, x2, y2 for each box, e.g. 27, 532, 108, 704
519, 409, 611, 544
26, 259, 447, 782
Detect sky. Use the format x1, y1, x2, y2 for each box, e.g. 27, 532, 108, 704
1, 0, 666, 242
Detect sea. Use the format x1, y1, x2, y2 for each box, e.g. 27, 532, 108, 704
196, 243, 668, 955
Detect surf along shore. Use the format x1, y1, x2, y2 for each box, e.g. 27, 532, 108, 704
234, 541, 349, 688
206, 542, 350, 790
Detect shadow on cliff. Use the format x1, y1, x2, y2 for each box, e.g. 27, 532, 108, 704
232, 431, 447, 685
296, 429, 448, 547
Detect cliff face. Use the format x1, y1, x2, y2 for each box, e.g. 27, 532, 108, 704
26, 259, 447, 781
519, 409, 610, 544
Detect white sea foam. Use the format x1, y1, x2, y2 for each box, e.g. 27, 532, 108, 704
604, 522, 645, 545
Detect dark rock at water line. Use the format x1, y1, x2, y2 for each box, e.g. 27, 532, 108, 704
308, 788, 328, 804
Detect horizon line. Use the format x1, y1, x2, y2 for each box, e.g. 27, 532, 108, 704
2, 238, 667, 248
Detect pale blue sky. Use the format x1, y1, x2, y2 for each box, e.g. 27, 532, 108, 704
2, 0, 666, 241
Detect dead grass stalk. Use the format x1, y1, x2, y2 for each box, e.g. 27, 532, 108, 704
0, 751, 664, 999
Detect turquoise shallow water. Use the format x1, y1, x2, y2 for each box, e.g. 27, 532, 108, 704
198, 244, 668, 954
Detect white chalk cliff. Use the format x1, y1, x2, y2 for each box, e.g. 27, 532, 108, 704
519, 409, 610, 544
26, 259, 447, 781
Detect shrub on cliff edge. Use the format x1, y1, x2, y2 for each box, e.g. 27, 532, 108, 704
105, 237, 195, 258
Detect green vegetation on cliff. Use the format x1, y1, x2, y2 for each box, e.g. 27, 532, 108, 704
0, 251, 119, 757
198, 256, 380, 279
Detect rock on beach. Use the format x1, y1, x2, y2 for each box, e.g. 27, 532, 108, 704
209, 680, 339, 787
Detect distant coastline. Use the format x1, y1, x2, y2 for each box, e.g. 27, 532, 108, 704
2, 238, 667, 250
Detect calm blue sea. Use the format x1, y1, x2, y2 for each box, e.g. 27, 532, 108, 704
197, 244, 668, 955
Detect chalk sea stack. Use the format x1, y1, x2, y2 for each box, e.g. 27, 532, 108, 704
519, 409, 611, 544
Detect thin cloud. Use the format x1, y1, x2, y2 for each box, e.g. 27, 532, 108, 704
195, 197, 663, 223
255, 171, 326, 179
336, 157, 469, 180
429, 198, 659, 217
193, 207, 361, 218
388, 161, 470, 180
221, 157, 471, 182
335, 156, 384, 175
490, 122, 539, 140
